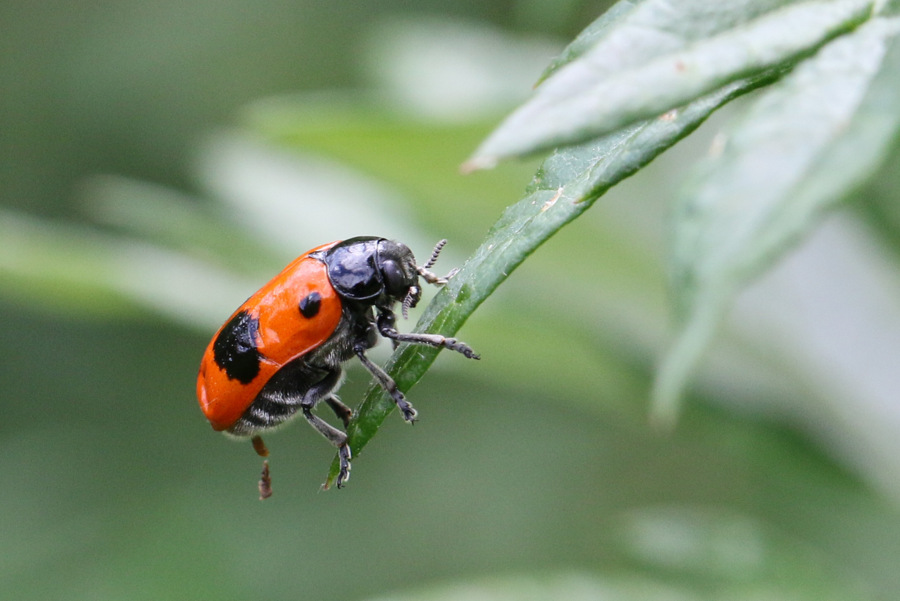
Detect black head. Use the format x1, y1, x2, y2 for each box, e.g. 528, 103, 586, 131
322, 237, 421, 308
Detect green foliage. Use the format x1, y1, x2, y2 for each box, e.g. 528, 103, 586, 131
5, 3, 900, 601
325, 1, 900, 465
466, 0, 876, 167
656, 16, 900, 425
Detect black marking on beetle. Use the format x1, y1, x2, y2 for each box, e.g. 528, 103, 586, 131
213, 310, 262, 384
298, 291, 322, 319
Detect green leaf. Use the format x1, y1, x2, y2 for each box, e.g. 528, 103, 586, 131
324, 74, 773, 488
79, 174, 276, 274
244, 96, 537, 245
465, 0, 874, 169
535, 0, 644, 85
0, 209, 258, 329
537, 0, 803, 85
0, 210, 144, 318
652, 17, 900, 427
882, 0, 900, 16
355, 572, 694, 601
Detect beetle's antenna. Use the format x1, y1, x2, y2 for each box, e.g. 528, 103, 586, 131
422, 239, 446, 271
417, 239, 458, 285
401, 286, 418, 319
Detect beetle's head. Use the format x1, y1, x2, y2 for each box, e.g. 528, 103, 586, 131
375, 240, 421, 312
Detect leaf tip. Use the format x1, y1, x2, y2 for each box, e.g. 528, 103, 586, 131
648, 386, 682, 434
649, 301, 726, 434
460, 155, 498, 174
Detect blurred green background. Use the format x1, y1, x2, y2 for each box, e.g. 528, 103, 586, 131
5, 1, 900, 600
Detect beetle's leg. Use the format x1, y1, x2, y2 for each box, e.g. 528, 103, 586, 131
258, 460, 273, 500
353, 343, 418, 423
325, 395, 353, 428
296, 367, 352, 487
376, 310, 480, 359
334, 444, 352, 489
301, 404, 352, 487
251, 435, 269, 457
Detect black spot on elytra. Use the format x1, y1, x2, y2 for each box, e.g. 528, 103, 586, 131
213, 310, 262, 384
298, 291, 322, 318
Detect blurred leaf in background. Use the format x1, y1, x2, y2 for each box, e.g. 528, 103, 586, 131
5, 2, 900, 601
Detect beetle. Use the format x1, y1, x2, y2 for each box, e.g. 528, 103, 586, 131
196, 236, 479, 490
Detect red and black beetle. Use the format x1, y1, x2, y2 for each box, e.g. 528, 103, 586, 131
197, 237, 478, 490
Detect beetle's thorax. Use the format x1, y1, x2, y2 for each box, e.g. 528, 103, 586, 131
315, 236, 420, 308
